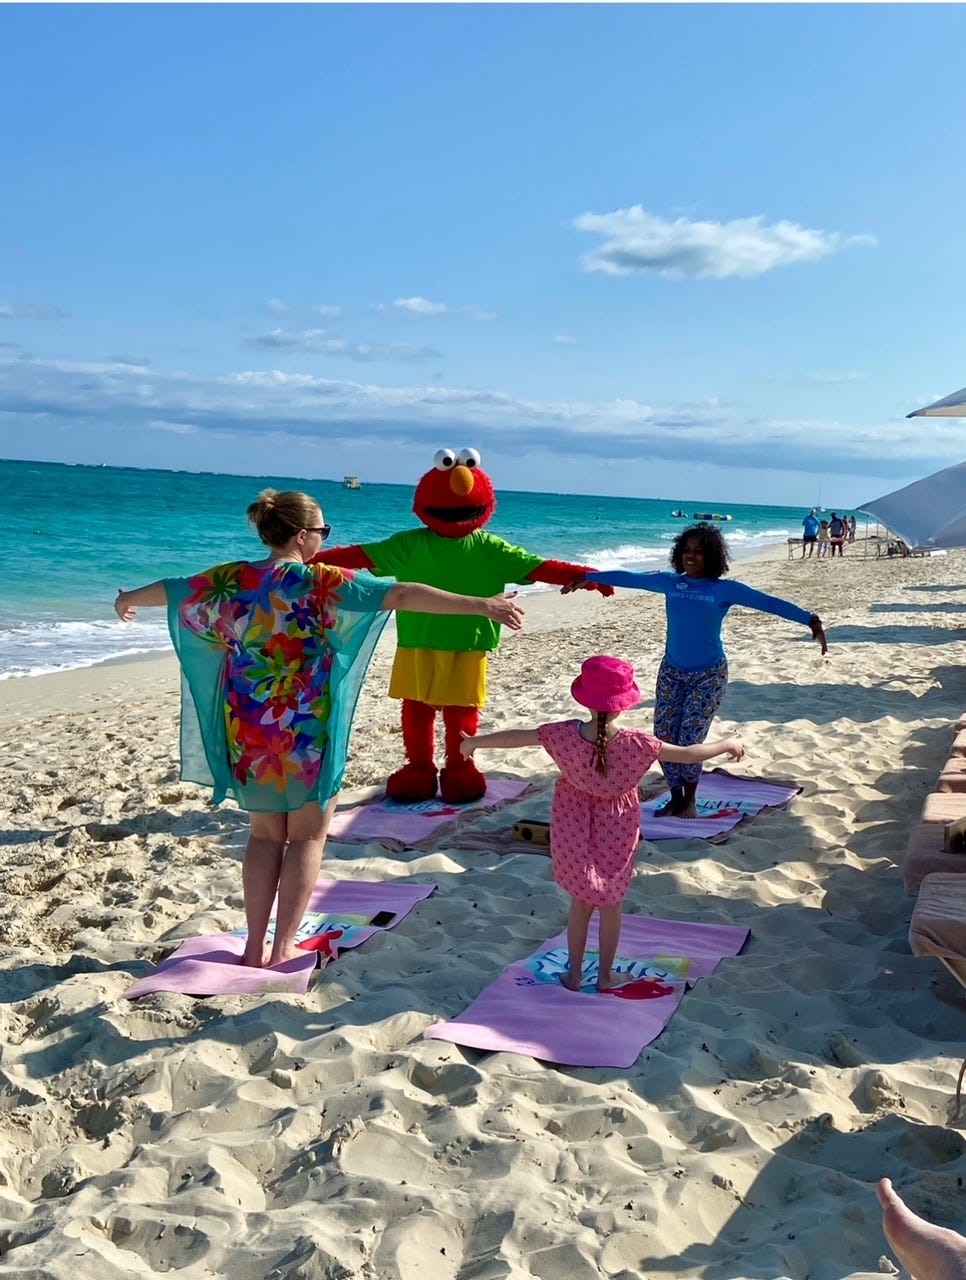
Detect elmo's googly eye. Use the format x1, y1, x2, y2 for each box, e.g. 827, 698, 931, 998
457, 448, 481, 469
434, 449, 457, 471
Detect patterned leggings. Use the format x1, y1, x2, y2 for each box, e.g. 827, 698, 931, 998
654, 657, 729, 788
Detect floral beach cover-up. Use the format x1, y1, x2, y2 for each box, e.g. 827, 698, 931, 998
164, 562, 393, 812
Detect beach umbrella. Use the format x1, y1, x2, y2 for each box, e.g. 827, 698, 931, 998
858, 459, 966, 550
908, 386, 966, 418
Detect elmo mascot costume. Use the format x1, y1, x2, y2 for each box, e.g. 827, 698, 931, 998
315, 447, 613, 803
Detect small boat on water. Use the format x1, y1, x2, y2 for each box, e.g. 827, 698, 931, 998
342, 475, 362, 490
670, 509, 687, 518
693, 512, 732, 522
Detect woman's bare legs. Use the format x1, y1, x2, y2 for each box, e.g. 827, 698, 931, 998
877, 1178, 966, 1280
242, 812, 287, 966
268, 795, 339, 966
563, 899, 594, 991
597, 904, 630, 990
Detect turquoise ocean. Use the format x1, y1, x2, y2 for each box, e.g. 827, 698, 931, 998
0, 458, 813, 679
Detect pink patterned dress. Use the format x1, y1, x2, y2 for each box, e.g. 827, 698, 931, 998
536, 720, 663, 907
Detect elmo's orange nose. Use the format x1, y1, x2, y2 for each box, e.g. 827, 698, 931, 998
449, 465, 475, 497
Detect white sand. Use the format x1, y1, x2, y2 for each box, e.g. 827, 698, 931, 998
2, 542, 966, 1279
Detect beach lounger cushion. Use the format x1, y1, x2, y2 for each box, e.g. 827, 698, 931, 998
920, 793, 966, 825
937, 758, 966, 793
903, 823, 966, 895
909, 873, 966, 990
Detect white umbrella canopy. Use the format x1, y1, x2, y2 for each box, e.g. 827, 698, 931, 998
858, 459, 966, 550
908, 386, 966, 417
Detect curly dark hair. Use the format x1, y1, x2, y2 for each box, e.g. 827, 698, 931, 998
670, 523, 730, 579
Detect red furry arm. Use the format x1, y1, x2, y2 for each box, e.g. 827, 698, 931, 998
526, 560, 615, 597
310, 545, 375, 570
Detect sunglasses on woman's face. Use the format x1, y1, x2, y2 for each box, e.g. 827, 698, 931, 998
306, 525, 331, 541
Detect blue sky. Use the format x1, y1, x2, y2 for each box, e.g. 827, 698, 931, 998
2, 3, 966, 506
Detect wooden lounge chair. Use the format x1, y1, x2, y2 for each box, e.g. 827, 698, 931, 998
910, 872, 966, 988
910, 873, 966, 1114
903, 821, 966, 894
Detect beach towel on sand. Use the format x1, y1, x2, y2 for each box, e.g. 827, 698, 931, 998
641, 769, 800, 841
123, 878, 436, 999
425, 913, 749, 1068
327, 776, 529, 845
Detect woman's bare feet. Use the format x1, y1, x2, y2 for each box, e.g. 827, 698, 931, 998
560, 970, 584, 992
878, 1178, 966, 1280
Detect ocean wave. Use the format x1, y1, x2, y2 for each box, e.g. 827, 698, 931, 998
0, 617, 173, 680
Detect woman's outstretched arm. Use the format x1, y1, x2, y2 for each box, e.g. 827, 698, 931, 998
115, 581, 168, 621
382, 582, 525, 630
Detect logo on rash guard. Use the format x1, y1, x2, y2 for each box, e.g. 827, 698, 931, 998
675, 582, 715, 604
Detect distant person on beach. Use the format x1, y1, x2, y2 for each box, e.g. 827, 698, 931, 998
461, 655, 744, 991
878, 1177, 966, 1280
829, 512, 847, 556
848, 514, 857, 543
817, 519, 831, 559
801, 508, 820, 558
115, 488, 524, 970
563, 524, 826, 819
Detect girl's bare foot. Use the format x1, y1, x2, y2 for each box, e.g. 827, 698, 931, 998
560, 971, 584, 992
241, 941, 270, 968
878, 1178, 966, 1280
597, 970, 635, 992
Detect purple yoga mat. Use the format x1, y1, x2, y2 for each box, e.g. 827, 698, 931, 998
425, 912, 749, 1068
124, 878, 436, 999
641, 770, 801, 841
328, 776, 529, 844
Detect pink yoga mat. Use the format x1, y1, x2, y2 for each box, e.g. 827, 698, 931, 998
425, 913, 749, 1068
328, 776, 530, 844
641, 770, 801, 841
124, 878, 436, 999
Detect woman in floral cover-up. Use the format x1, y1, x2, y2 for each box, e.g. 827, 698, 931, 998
116, 489, 524, 968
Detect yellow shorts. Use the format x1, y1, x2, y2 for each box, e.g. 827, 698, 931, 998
389, 648, 487, 707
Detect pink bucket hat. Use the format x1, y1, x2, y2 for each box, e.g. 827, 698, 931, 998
571, 655, 641, 712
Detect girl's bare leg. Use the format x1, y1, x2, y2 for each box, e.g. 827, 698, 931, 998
597, 904, 631, 990
242, 812, 287, 966
563, 898, 594, 991
268, 795, 339, 966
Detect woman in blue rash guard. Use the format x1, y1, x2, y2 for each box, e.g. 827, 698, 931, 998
564, 523, 827, 819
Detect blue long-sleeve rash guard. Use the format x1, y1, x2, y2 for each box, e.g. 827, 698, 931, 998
587, 570, 813, 671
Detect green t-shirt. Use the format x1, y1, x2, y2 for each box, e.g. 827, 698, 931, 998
361, 527, 544, 652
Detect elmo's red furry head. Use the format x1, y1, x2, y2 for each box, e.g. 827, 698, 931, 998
413, 448, 495, 539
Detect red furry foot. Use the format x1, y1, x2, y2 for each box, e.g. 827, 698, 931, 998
386, 762, 438, 803
439, 758, 487, 804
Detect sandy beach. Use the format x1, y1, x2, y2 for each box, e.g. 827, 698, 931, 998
2, 541, 966, 1280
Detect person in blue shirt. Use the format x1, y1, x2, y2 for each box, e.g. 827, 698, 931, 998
801, 509, 821, 558
564, 523, 827, 818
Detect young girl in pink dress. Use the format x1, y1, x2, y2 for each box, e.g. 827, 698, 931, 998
462, 655, 745, 994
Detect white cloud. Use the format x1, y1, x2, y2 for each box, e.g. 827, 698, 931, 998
574, 205, 876, 279
554, 335, 577, 345
148, 419, 197, 434
266, 299, 343, 317
0, 301, 69, 319
373, 296, 495, 321
243, 329, 440, 362
0, 349, 956, 483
